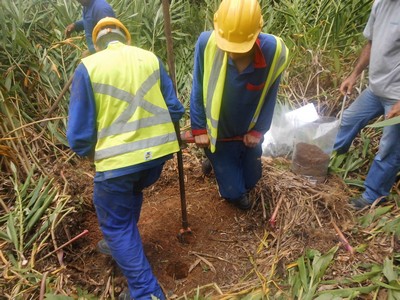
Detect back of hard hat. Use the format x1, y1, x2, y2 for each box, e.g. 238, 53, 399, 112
92, 17, 132, 50
214, 0, 263, 53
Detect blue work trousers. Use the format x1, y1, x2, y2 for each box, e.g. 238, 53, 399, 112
93, 165, 165, 300
205, 141, 262, 201
334, 87, 400, 203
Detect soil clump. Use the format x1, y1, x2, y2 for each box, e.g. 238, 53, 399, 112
291, 142, 330, 181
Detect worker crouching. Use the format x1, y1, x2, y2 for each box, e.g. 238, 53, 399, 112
66, 17, 184, 300
190, 0, 289, 210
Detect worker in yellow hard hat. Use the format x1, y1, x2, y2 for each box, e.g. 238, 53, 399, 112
67, 17, 184, 300
190, 0, 289, 210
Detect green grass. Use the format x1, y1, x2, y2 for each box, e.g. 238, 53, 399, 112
0, 0, 387, 298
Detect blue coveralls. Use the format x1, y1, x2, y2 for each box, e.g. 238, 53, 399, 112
190, 31, 282, 202
67, 58, 184, 299
74, 0, 115, 53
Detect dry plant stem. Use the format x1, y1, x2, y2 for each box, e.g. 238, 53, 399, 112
41, 75, 74, 125
269, 195, 284, 228
38, 229, 89, 262
4, 117, 64, 138
0, 125, 29, 176
0, 195, 10, 213
39, 271, 48, 300
332, 221, 354, 255
189, 250, 237, 265
260, 193, 267, 219
176, 283, 223, 300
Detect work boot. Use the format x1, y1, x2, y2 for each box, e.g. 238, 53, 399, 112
349, 196, 371, 210
349, 195, 390, 210
350, 196, 387, 211
233, 194, 252, 211
201, 158, 213, 176
119, 288, 165, 300
118, 289, 130, 300
97, 239, 112, 256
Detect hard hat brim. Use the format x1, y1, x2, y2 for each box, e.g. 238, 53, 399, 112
214, 33, 258, 53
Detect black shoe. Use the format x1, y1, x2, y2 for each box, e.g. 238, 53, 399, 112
233, 195, 252, 211
201, 158, 213, 176
97, 239, 112, 256
349, 196, 372, 210
118, 289, 130, 300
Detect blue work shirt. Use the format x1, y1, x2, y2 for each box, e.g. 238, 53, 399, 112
190, 31, 281, 139
67, 53, 185, 181
74, 0, 115, 53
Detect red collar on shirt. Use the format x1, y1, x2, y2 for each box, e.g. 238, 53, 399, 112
254, 38, 267, 68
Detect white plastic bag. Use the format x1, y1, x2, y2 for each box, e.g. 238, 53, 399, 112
262, 103, 319, 157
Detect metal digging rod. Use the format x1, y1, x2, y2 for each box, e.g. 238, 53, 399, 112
161, 0, 191, 243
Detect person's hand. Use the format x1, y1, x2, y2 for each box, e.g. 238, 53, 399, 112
81, 50, 91, 58
194, 134, 210, 148
65, 23, 76, 38
386, 100, 400, 119
339, 74, 357, 95
243, 133, 260, 148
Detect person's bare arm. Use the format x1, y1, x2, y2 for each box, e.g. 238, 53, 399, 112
340, 41, 371, 95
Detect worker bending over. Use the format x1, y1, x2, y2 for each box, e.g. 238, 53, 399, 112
67, 17, 184, 300
65, 0, 115, 55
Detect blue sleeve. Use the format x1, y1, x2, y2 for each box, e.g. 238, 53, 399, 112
253, 75, 281, 134
159, 60, 185, 122
189, 32, 210, 131
67, 64, 97, 156
74, 19, 84, 32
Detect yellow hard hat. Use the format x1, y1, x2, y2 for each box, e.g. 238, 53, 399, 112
214, 0, 263, 53
92, 17, 131, 48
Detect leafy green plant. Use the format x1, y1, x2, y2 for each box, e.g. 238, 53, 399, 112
288, 246, 338, 299
316, 258, 400, 299
367, 116, 400, 128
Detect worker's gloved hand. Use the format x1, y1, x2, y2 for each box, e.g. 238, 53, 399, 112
65, 23, 76, 38
194, 134, 210, 148
243, 133, 260, 148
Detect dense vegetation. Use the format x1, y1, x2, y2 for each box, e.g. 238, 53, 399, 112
2, 0, 399, 299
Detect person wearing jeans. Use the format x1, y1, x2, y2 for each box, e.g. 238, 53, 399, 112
334, 87, 400, 209
334, 0, 400, 210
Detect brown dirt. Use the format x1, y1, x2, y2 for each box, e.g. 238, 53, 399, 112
291, 142, 330, 180
58, 149, 272, 298
47, 147, 395, 299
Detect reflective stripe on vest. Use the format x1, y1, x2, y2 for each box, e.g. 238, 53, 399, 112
249, 36, 288, 129
203, 32, 289, 153
82, 43, 179, 172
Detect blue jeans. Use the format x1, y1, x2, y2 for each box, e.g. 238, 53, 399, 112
93, 165, 165, 300
334, 87, 400, 203
205, 140, 262, 201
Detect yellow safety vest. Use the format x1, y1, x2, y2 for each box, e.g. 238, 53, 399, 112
203, 32, 289, 153
82, 42, 179, 172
